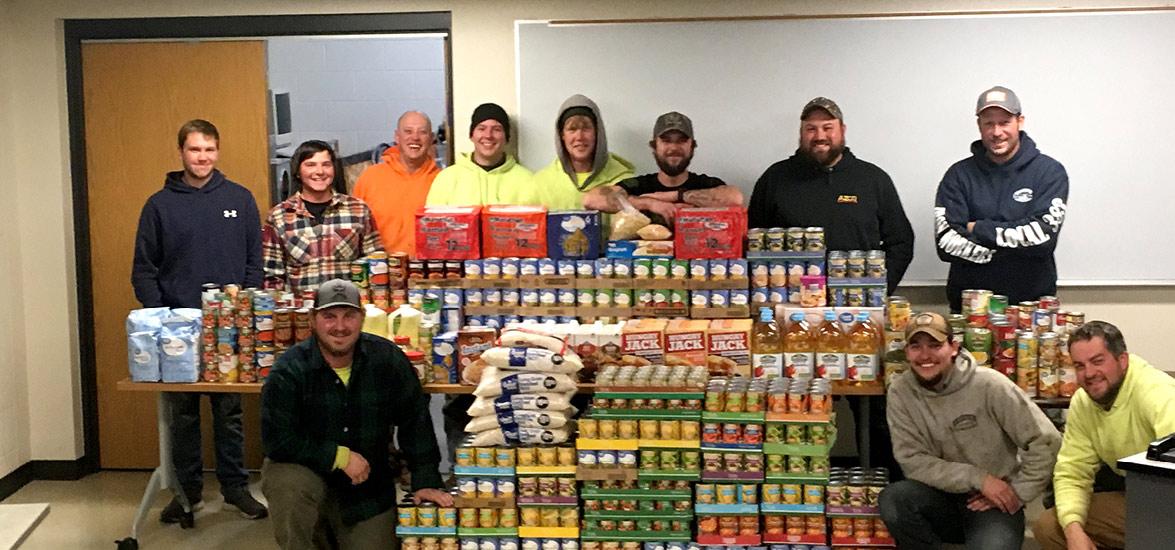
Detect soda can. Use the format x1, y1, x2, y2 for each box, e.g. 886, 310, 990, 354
501, 288, 520, 306
595, 258, 614, 278
500, 258, 520, 279
708, 259, 728, 280
612, 259, 632, 278
557, 259, 577, 277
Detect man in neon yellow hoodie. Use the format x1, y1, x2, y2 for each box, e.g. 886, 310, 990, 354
524, 94, 634, 210
1033, 321, 1175, 550
426, 103, 535, 206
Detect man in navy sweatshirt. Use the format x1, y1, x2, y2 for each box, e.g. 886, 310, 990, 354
935, 86, 1069, 312
132, 119, 268, 523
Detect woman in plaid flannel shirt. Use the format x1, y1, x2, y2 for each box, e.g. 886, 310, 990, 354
263, 140, 384, 293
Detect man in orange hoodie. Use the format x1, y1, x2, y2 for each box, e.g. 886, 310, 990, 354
353, 111, 441, 256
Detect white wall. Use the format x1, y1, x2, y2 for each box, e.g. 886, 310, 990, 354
1, 0, 1171, 479
266, 35, 447, 158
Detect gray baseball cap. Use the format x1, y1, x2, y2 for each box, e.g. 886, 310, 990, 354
314, 279, 362, 311
653, 111, 694, 139
975, 86, 1022, 115
801, 97, 843, 121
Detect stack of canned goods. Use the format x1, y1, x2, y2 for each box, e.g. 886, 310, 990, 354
456, 476, 518, 500
351, 251, 410, 309
584, 543, 700, 550
518, 505, 577, 528
829, 515, 890, 541
700, 420, 764, 447
697, 514, 761, 537
402, 536, 459, 550
458, 505, 518, 530
517, 475, 577, 499
518, 539, 578, 550
748, 257, 824, 307
700, 450, 764, 476
763, 453, 830, 477
594, 365, 709, 388
455, 446, 518, 469
764, 422, 832, 447
826, 250, 887, 307
765, 378, 832, 415
694, 482, 759, 505
825, 467, 888, 509
583, 514, 690, 534
582, 492, 691, 514
458, 538, 520, 550
703, 377, 766, 414
399, 502, 459, 529
199, 284, 299, 383
759, 480, 825, 506
746, 227, 826, 253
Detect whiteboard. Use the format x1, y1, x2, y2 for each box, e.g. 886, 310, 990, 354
516, 11, 1175, 285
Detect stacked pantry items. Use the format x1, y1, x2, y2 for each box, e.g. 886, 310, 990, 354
760, 379, 836, 547
953, 290, 1085, 399
826, 467, 893, 549
577, 370, 706, 548
396, 493, 459, 550
694, 378, 766, 546
515, 446, 581, 550
879, 297, 912, 387
452, 445, 519, 550
746, 227, 888, 310
350, 251, 410, 309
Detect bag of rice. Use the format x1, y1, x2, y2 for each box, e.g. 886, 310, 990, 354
472, 367, 577, 398
496, 328, 569, 354
159, 308, 201, 383
125, 307, 171, 382
468, 426, 571, 447
480, 347, 583, 374
466, 391, 577, 417
465, 409, 570, 433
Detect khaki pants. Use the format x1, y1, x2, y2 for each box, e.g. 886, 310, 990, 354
1032, 491, 1125, 550
262, 459, 398, 550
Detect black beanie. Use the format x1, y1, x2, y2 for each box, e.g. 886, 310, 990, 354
558, 106, 597, 131
470, 103, 510, 141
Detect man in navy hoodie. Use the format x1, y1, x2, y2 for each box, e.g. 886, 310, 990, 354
935, 86, 1069, 312
132, 119, 268, 523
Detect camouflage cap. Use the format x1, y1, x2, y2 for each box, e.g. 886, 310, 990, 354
653, 111, 694, 139
801, 97, 843, 122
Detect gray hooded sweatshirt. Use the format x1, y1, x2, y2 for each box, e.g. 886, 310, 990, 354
886, 349, 1061, 502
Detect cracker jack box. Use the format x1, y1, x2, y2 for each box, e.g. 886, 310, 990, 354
415, 206, 481, 259
547, 210, 602, 259
665, 319, 710, 368
706, 318, 752, 377
482, 205, 548, 258
673, 206, 746, 259
620, 318, 667, 367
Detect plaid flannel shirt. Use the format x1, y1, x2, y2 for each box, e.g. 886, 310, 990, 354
261, 333, 443, 525
262, 192, 383, 294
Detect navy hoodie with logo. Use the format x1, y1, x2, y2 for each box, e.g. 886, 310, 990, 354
132, 169, 263, 308
934, 132, 1068, 311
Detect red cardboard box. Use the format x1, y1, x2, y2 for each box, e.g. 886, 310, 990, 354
415, 206, 482, 260
482, 205, 548, 258
674, 207, 746, 259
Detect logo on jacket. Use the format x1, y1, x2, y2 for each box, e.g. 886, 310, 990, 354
223, 209, 238, 218
1012, 188, 1033, 203
951, 414, 978, 431
837, 194, 858, 204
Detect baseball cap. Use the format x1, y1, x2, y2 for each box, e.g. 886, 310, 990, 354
905, 312, 950, 343
314, 279, 362, 311
653, 111, 694, 139
801, 97, 843, 121
975, 86, 1022, 115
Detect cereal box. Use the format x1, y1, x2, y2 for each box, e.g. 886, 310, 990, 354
706, 319, 752, 377
547, 210, 602, 259
665, 320, 710, 367
414, 206, 482, 259
432, 331, 458, 383
482, 205, 547, 258
673, 207, 746, 259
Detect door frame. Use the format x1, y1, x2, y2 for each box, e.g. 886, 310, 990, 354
64, 11, 453, 476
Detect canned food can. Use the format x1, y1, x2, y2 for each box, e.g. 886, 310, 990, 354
519, 258, 539, 277
632, 259, 652, 279
690, 259, 709, 280
610, 258, 631, 278
500, 258, 520, 279
708, 259, 728, 280
709, 290, 729, 308
595, 289, 613, 307
746, 228, 765, 252
595, 258, 614, 278
670, 259, 690, 280
612, 288, 633, 307
690, 290, 710, 308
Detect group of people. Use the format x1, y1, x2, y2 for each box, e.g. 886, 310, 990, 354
126, 85, 1139, 550
885, 314, 1175, 550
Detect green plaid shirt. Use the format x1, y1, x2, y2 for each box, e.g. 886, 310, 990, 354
261, 332, 442, 525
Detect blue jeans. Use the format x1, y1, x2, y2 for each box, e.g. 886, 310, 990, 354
879, 479, 1024, 550
165, 392, 249, 497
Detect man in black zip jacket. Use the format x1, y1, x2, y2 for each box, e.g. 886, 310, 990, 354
132, 119, 267, 523
748, 97, 915, 295
935, 86, 1069, 313
748, 98, 915, 480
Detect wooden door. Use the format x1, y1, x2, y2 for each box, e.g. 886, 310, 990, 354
83, 41, 270, 469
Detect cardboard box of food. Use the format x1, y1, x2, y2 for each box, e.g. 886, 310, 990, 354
674, 207, 746, 259
415, 206, 482, 260
620, 318, 667, 366
456, 327, 497, 384
665, 319, 710, 367
482, 205, 547, 258
547, 210, 602, 259
706, 318, 752, 377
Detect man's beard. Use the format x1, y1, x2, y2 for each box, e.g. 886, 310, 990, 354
800, 141, 845, 168
316, 329, 357, 358
655, 151, 693, 178
1090, 377, 1125, 408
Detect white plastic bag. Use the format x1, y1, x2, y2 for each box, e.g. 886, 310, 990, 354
466, 391, 577, 417
472, 367, 578, 398
609, 194, 651, 240
468, 426, 571, 447
496, 328, 569, 354
480, 347, 583, 374
465, 409, 571, 433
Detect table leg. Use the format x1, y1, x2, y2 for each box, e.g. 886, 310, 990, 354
128, 393, 194, 543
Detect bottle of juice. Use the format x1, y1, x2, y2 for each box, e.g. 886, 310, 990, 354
847, 312, 882, 386
752, 307, 783, 378
783, 312, 815, 379
815, 310, 846, 382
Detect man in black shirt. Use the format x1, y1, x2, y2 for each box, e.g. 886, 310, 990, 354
584, 111, 743, 226
747, 97, 914, 294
